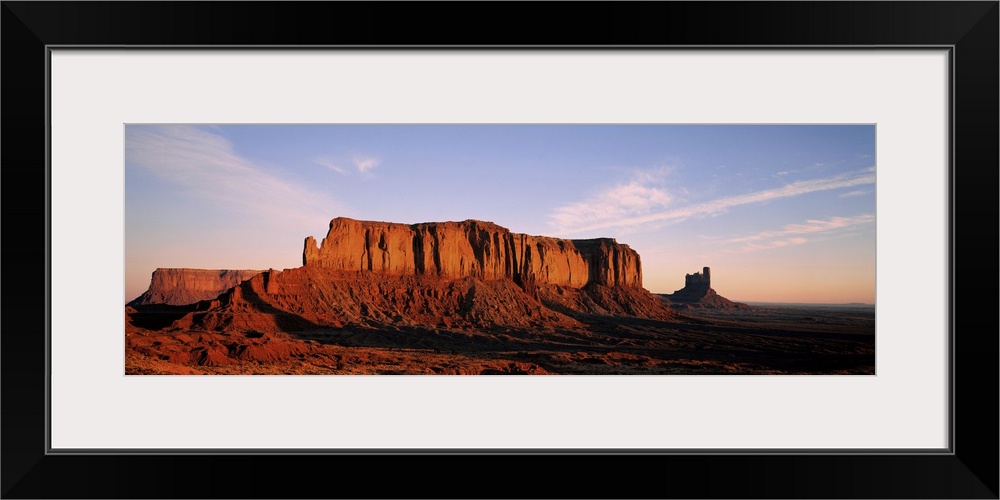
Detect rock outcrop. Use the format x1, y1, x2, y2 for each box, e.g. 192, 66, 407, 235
127, 219, 676, 337
128, 268, 263, 306
661, 267, 751, 310
670, 267, 713, 301
303, 217, 642, 288
167, 267, 583, 333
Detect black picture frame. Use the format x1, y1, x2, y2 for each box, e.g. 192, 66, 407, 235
2, 2, 996, 498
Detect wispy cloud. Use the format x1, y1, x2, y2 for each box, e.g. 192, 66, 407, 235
354, 156, 379, 173
728, 214, 875, 243
725, 214, 874, 252
550, 168, 672, 234
315, 158, 349, 175
740, 236, 810, 251
839, 189, 871, 198
551, 167, 876, 235
314, 155, 380, 176
126, 125, 347, 227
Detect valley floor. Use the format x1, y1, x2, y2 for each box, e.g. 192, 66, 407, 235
125, 304, 875, 375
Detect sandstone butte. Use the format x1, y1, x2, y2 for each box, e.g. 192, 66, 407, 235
128, 268, 263, 306
302, 217, 643, 289
660, 266, 751, 310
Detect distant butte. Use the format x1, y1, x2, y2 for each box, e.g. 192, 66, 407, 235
660, 267, 751, 310
128, 268, 263, 306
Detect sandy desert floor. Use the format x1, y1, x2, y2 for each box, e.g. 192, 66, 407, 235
125, 303, 875, 375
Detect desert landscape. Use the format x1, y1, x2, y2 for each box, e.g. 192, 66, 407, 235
125, 217, 875, 375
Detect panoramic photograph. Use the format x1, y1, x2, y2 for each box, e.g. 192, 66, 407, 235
124, 124, 876, 375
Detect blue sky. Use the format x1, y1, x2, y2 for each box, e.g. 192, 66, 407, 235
125, 124, 876, 304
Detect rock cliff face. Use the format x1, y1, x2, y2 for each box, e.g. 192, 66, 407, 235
129, 268, 263, 306
303, 217, 642, 289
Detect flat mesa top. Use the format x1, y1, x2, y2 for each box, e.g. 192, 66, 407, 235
324, 216, 621, 245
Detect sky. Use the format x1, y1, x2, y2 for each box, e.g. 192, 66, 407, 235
124, 124, 876, 304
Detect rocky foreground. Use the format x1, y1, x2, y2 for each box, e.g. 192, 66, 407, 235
126, 218, 874, 375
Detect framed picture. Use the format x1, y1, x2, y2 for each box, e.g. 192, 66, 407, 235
3, 2, 996, 498
120, 122, 879, 379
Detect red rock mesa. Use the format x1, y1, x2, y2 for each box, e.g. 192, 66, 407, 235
302, 217, 643, 288
128, 218, 674, 336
